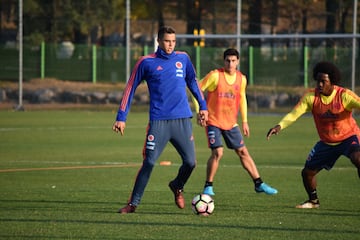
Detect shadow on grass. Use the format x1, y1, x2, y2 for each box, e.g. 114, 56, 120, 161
0, 217, 359, 235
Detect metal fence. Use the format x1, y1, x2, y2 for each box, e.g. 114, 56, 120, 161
0, 39, 358, 89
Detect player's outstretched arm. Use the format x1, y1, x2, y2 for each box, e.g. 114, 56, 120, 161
266, 125, 281, 140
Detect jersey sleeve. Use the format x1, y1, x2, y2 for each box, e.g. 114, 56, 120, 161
192, 70, 218, 113
184, 55, 208, 112
199, 70, 219, 92
341, 89, 360, 111
278, 90, 314, 130
116, 58, 146, 121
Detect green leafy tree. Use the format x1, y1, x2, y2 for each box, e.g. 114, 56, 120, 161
21, 0, 126, 45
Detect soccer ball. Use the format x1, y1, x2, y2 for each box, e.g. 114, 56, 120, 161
191, 194, 214, 216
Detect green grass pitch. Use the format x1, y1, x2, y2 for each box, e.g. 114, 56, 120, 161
0, 110, 359, 239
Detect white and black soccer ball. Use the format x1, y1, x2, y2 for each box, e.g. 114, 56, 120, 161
191, 194, 214, 216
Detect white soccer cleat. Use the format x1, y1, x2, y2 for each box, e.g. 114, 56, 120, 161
295, 200, 320, 209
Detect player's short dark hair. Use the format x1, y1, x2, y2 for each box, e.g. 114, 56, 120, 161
157, 26, 176, 40
223, 48, 239, 60
312, 61, 341, 85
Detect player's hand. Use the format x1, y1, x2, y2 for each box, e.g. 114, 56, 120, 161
242, 122, 250, 137
197, 110, 208, 127
113, 121, 126, 136
266, 125, 281, 140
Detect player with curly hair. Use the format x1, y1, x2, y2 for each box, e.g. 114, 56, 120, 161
267, 61, 360, 208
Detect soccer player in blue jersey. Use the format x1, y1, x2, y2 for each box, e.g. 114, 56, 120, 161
112, 26, 208, 214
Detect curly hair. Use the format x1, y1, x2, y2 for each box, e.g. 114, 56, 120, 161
312, 61, 341, 85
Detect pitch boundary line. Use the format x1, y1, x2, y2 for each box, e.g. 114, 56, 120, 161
0, 125, 145, 132
0, 163, 142, 173
0, 163, 354, 173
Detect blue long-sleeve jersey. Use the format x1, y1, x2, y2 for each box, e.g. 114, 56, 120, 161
116, 47, 207, 121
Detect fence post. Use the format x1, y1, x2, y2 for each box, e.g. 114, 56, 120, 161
303, 46, 308, 88
249, 46, 254, 86
196, 46, 201, 78
40, 41, 45, 79
92, 45, 97, 84
144, 45, 148, 55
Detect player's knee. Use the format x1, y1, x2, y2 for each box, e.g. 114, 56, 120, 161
181, 156, 196, 169
302, 167, 318, 178
351, 155, 360, 168
235, 146, 248, 158
211, 148, 223, 160
143, 160, 156, 169
186, 160, 196, 169
349, 146, 360, 168
301, 168, 307, 178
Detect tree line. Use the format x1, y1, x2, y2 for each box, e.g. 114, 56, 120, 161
0, 0, 357, 47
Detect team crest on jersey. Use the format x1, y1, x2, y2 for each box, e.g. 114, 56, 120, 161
175, 61, 184, 77
147, 134, 155, 141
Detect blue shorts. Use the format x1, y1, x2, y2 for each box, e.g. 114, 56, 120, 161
305, 135, 360, 171
206, 125, 245, 149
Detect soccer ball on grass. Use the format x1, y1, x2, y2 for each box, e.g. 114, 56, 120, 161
191, 194, 214, 216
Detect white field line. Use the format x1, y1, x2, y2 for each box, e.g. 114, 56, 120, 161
0, 163, 355, 173
0, 163, 142, 173
0, 125, 144, 132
